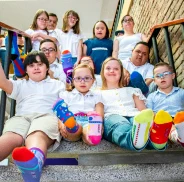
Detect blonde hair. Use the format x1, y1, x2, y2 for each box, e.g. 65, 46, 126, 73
67, 64, 95, 91
100, 57, 124, 90
62, 10, 80, 34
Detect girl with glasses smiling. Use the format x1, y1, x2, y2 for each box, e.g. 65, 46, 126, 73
25, 9, 57, 51
113, 15, 148, 61
55, 64, 104, 146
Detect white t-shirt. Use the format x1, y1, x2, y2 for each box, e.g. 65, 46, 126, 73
7, 77, 65, 116
59, 89, 102, 114
25, 29, 57, 51
122, 58, 154, 80
101, 87, 146, 118
57, 29, 84, 57
50, 59, 66, 83
117, 33, 142, 60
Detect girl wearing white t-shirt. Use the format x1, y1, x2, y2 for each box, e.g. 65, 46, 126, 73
57, 10, 83, 66
57, 64, 104, 146
100, 57, 172, 151
25, 9, 57, 51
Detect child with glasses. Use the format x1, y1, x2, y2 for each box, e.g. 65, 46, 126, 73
82, 20, 113, 76
25, 9, 57, 51
100, 57, 173, 151
146, 62, 184, 147
53, 64, 104, 145
57, 10, 84, 66
0, 51, 65, 182
113, 15, 147, 61
79, 56, 102, 89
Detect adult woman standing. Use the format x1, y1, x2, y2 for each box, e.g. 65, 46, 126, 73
112, 15, 148, 61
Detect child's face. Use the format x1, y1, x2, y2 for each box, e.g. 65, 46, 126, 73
154, 66, 175, 90
122, 15, 134, 30
26, 56, 48, 82
67, 13, 78, 28
37, 13, 48, 30
94, 22, 106, 39
104, 60, 121, 84
80, 57, 95, 70
40, 42, 57, 64
73, 67, 94, 95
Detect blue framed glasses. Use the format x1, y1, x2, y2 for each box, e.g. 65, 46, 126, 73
73, 76, 93, 82
154, 71, 173, 79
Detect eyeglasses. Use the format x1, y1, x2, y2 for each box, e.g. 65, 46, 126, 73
37, 18, 48, 22
68, 16, 78, 21
123, 18, 133, 23
81, 59, 92, 63
40, 48, 56, 53
154, 71, 173, 79
73, 76, 93, 82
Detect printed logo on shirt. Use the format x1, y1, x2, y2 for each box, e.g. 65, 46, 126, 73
92, 47, 108, 51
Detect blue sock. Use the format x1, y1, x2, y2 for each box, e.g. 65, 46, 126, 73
12, 147, 45, 182
129, 71, 149, 95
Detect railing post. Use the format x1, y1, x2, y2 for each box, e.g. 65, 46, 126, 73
151, 35, 159, 64
0, 31, 13, 135
163, 27, 178, 86
181, 23, 184, 39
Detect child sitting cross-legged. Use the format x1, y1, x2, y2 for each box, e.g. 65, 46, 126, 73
53, 64, 104, 146
100, 57, 173, 151
147, 62, 184, 147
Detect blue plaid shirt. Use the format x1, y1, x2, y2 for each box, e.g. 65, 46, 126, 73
146, 87, 184, 117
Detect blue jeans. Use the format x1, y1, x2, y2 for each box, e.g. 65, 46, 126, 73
103, 114, 145, 151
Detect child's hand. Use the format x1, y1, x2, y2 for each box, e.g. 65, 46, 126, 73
58, 120, 68, 138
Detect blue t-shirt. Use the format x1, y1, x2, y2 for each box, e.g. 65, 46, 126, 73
84, 38, 113, 74
146, 87, 184, 117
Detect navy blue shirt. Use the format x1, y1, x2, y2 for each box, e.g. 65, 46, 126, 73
84, 38, 113, 74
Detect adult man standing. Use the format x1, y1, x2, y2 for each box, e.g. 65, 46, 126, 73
122, 41, 154, 95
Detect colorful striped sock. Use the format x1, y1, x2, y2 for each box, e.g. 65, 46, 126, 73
132, 109, 153, 149
12, 147, 45, 182
150, 110, 173, 149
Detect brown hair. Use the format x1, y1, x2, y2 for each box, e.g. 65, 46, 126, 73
62, 10, 80, 34
121, 15, 134, 24
93, 20, 109, 39
30, 9, 49, 31
153, 62, 174, 73
48, 13, 58, 23
100, 57, 124, 90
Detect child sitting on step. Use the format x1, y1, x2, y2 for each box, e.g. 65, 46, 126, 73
100, 57, 173, 151
0, 51, 65, 182
146, 62, 184, 147
53, 64, 104, 146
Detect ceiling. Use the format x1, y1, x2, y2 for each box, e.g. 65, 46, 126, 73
0, 0, 119, 38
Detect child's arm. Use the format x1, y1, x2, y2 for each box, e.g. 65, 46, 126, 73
112, 39, 119, 59
0, 63, 13, 94
133, 95, 147, 111
74, 39, 83, 67
31, 32, 57, 43
145, 78, 153, 86
95, 102, 104, 118
141, 33, 148, 42
82, 44, 87, 56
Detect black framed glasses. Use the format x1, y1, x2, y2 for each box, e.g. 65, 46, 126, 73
40, 48, 56, 53
73, 76, 93, 82
123, 18, 133, 23
37, 18, 49, 22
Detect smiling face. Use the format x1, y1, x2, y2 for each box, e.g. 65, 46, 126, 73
154, 65, 175, 92
122, 15, 134, 31
73, 67, 94, 95
67, 13, 78, 29
94, 21, 107, 39
26, 55, 48, 82
131, 43, 149, 66
103, 60, 122, 87
40, 41, 57, 64
48, 15, 58, 30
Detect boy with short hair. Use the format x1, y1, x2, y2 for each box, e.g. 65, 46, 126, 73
146, 62, 184, 147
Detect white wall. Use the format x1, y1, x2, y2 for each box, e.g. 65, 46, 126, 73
0, 0, 118, 39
